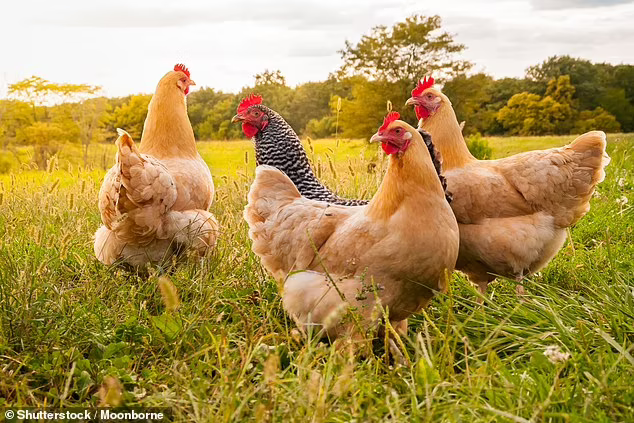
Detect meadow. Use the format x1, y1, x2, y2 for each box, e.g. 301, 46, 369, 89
0, 133, 633, 422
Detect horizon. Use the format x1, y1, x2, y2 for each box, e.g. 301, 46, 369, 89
1, 0, 634, 98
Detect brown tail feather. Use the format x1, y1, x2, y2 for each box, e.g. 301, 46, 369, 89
563, 131, 610, 226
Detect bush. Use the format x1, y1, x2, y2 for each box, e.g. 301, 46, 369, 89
574, 107, 621, 134
466, 133, 492, 160
303, 116, 336, 138
0, 153, 13, 173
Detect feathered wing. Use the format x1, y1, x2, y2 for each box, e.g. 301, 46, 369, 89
445, 131, 610, 285
448, 131, 609, 227
109, 129, 178, 244
95, 130, 218, 265
244, 165, 354, 280
98, 165, 122, 230
244, 166, 384, 337
497, 131, 609, 228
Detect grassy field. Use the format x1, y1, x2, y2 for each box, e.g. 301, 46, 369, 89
0, 134, 633, 421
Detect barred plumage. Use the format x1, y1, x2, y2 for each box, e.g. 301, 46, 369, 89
251, 105, 368, 206
418, 129, 453, 203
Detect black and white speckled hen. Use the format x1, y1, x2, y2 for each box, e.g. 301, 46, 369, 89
231, 94, 368, 206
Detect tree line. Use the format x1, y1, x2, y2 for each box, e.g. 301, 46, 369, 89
1, 15, 632, 171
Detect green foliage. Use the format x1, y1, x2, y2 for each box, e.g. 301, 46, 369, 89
106, 95, 151, 141
528, 56, 634, 131
598, 88, 634, 132
443, 73, 496, 135
8, 76, 101, 121
194, 97, 241, 140
338, 14, 471, 82
527, 55, 608, 110
289, 80, 340, 133
0, 153, 12, 173
574, 107, 621, 133
466, 133, 492, 159
497, 76, 576, 136
22, 122, 70, 169
338, 78, 416, 140
0, 100, 34, 149
304, 116, 336, 138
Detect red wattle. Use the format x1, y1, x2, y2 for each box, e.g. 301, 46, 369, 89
416, 106, 430, 120
242, 123, 259, 138
381, 142, 399, 155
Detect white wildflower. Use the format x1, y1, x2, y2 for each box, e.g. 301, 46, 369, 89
544, 345, 571, 364
616, 196, 629, 206
520, 371, 533, 383
133, 386, 147, 400
618, 177, 626, 188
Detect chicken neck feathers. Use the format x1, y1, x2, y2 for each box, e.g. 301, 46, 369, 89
252, 105, 368, 206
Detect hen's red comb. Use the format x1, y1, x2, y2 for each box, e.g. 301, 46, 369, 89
174, 63, 191, 78
411, 76, 434, 97
237, 94, 263, 114
379, 111, 400, 133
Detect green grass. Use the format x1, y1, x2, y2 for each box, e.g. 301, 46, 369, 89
0, 134, 633, 421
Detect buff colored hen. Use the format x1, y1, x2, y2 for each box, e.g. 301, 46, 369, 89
94, 64, 218, 267
407, 77, 610, 294
244, 113, 459, 338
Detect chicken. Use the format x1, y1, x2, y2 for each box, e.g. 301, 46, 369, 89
406, 77, 610, 294
231, 94, 367, 206
94, 64, 218, 267
243, 112, 459, 338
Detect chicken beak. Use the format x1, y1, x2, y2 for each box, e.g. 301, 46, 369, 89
369, 133, 383, 143
188, 79, 196, 86
405, 97, 418, 107
231, 114, 244, 124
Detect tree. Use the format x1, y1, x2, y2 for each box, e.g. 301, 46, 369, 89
574, 108, 621, 134
0, 100, 33, 152
527, 56, 610, 111
7, 76, 101, 166
597, 88, 634, 132
8, 76, 100, 121
22, 122, 68, 169
304, 116, 336, 138
497, 76, 576, 136
338, 14, 471, 83
614, 65, 634, 104
288, 80, 337, 134
71, 97, 109, 166
187, 87, 234, 132
337, 78, 417, 139
249, 70, 293, 125
107, 95, 152, 140
442, 73, 497, 135
196, 97, 241, 140
254, 69, 286, 86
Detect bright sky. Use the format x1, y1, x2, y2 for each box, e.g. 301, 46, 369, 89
1, 0, 633, 98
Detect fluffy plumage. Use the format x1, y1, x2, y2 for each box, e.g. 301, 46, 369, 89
243, 119, 459, 338
94, 65, 217, 267
94, 130, 218, 267
407, 82, 610, 292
